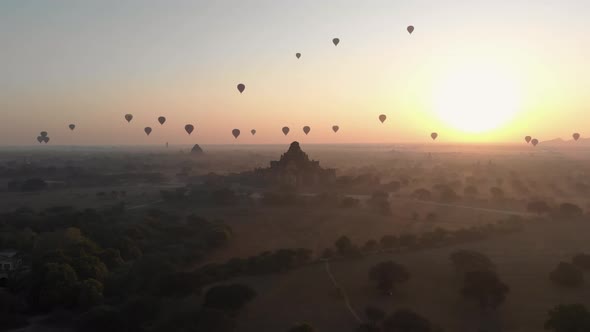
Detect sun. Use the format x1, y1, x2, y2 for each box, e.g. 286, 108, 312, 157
432, 63, 521, 133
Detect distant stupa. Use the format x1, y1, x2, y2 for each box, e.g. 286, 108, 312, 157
191, 144, 204, 154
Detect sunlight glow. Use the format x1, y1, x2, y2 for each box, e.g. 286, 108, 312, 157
432, 64, 522, 133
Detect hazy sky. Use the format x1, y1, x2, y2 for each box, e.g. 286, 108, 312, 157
1, 0, 589, 145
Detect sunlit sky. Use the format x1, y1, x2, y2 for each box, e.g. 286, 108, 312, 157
1, 0, 589, 145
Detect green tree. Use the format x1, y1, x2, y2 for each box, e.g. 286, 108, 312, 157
38, 262, 79, 309
78, 278, 104, 308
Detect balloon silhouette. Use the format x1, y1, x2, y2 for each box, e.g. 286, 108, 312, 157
524, 136, 532, 144
573, 133, 580, 141
431, 132, 438, 140
69, 124, 75, 131
303, 126, 311, 135
282, 127, 290, 136
40, 131, 48, 137
237, 83, 245, 94
158, 116, 166, 125
232, 129, 241, 138
379, 114, 387, 123
332, 38, 340, 46
251, 129, 256, 135
43, 137, 50, 143
531, 138, 539, 146
36, 136, 43, 143
185, 124, 194, 135
407, 25, 415, 34
144, 127, 152, 136
296, 53, 301, 59
332, 125, 339, 133
125, 114, 133, 123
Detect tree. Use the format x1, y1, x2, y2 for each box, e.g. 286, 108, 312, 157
380, 235, 398, 249
545, 304, 590, 332
464, 185, 478, 197
363, 240, 378, 252
37, 262, 79, 309
413, 188, 431, 200
489, 187, 504, 200
527, 200, 552, 215
450, 250, 495, 276
382, 309, 439, 332
369, 261, 410, 295
558, 203, 583, 220
572, 253, 590, 270
439, 187, 459, 203
78, 278, 104, 308
550, 262, 584, 287
365, 305, 386, 327
203, 283, 257, 313
461, 270, 509, 309
335, 236, 354, 255
288, 323, 317, 332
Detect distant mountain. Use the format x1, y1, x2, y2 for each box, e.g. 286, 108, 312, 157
540, 137, 590, 146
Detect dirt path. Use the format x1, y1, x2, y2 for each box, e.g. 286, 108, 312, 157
324, 260, 363, 324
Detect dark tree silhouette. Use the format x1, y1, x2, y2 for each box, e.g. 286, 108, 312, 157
461, 270, 509, 309
369, 261, 410, 295
558, 203, 583, 219
288, 323, 317, 332
572, 253, 590, 270
365, 305, 386, 327
464, 185, 478, 197
203, 283, 256, 313
382, 309, 440, 332
450, 250, 495, 276
380, 235, 398, 249
335, 236, 354, 255
545, 304, 590, 332
550, 262, 584, 287
489, 187, 504, 200
413, 188, 432, 200
527, 200, 552, 215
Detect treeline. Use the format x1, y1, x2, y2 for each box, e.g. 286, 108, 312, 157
322, 218, 524, 260
0, 206, 232, 331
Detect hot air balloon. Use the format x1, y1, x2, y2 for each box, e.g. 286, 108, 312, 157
251, 129, 256, 135
573, 133, 580, 141
36, 136, 43, 143
332, 38, 340, 46
296, 53, 301, 59
158, 116, 166, 125
40, 131, 48, 137
303, 126, 311, 135
43, 137, 50, 143
531, 138, 539, 146
144, 127, 152, 136
69, 124, 75, 131
379, 114, 387, 123
332, 125, 339, 133
125, 114, 133, 123
431, 132, 438, 140
524, 136, 532, 144
237, 84, 245, 94
407, 25, 415, 34
185, 124, 194, 135
232, 129, 241, 138
282, 127, 290, 136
